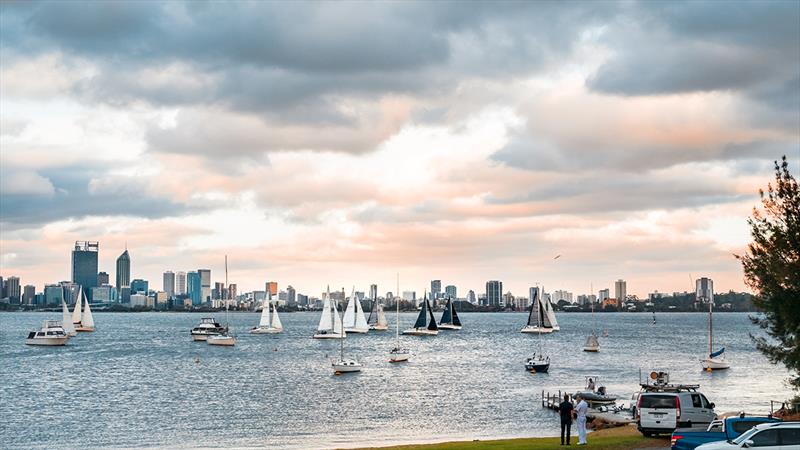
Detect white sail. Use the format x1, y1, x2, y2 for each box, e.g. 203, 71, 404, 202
354, 297, 369, 330
82, 298, 95, 328
332, 296, 343, 334
270, 302, 283, 330
318, 294, 333, 332
539, 295, 553, 328
377, 304, 389, 327
71, 288, 83, 324
342, 296, 357, 328
62, 300, 75, 335
545, 298, 559, 329
258, 300, 270, 327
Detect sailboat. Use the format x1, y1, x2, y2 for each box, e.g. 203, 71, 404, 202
367, 299, 389, 331
62, 299, 76, 336
438, 297, 462, 330
342, 287, 369, 333
520, 287, 554, 333
208, 255, 235, 346
332, 295, 362, 374
701, 298, 729, 370
71, 287, 82, 326
583, 286, 599, 352
544, 295, 560, 331
314, 286, 344, 339
524, 289, 550, 373
74, 288, 95, 332
249, 300, 283, 334
402, 291, 438, 336
389, 273, 410, 362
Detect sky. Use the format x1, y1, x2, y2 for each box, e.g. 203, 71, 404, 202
1, 0, 798, 298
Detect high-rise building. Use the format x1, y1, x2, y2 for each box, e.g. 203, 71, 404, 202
297, 293, 308, 306
23, 285, 36, 305
598, 288, 610, 302
44, 284, 64, 306
402, 291, 416, 302
228, 283, 237, 300
266, 281, 278, 299
116, 249, 131, 293
6, 276, 20, 303
445, 285, 457, 299
175, 271, 186, 295
97, 271, 109, 286
287, 285, 296, 305
214, 282, 225, 300
131, 279, 149, 294
197, 269, 211, 303
466, 290, 476, 304
72, 241, 99, 301
0, 276, 4, 298
369, 284, 378, 301
614, 280, 627, 306
163, 271, 175, 298
431, 280, 442, 299
552, 290, 573, 303
187, 271, 201, 306
92, 285, 117, 303
696, 277, 714, 304
528, 287, 540, 306
60, 281, 80, 305
486, 280, 502, 307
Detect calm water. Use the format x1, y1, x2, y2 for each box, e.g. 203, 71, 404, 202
0, 311, 790, 449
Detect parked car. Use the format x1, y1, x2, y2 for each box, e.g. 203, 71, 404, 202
637, 390, 716, 436
671, 416, 782, 450
695, 421, 800, 449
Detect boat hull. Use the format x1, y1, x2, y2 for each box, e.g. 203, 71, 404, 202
701, 357, 730, 370
551, 325, 560, 331
389, 349, 410, 362
207, 336, 236, 346
332, 364, 362, 373
25, 337, 68, 346
344, 327, 369, 334
249, 327, 283, 334
583, 346, 600, 352
438, 324, 462, 330
576, 391, 617, 405
191, 334, 210, 341
75, 326, 95, 332
313, 332, 344, 339
525, 362, 550, 373
521, 325, 554, 334
369, 325, 389, 331
402, 328, 438, 336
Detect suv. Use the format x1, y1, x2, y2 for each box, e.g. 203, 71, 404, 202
637, 391, 716, 436
695, 421, 800, 449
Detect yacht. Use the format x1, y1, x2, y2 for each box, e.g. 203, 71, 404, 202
402, 294, 438, 336
26, 320, 69, 346
190, 317, 226, 341
207, 255, 236, 347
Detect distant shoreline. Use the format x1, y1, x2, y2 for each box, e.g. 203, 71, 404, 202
0, 308, 759, 313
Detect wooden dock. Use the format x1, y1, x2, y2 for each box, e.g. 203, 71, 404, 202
542, 390, 634, 425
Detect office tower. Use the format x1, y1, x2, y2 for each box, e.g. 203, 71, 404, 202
266, 281, 278, 299
91, 285, 117, 303
467, 290, 476, 304
23, 285, 35, 305
97, 271, 109, 286
369, 284, 378, 301
598, 288, 610, 302
486, 280, 502, 307
228, 284, 237, 300
6, 276, 20, 303
72, 241, 99, 301
696, 277, 714, 303
528, 286, 540, 305
287, 285, 296, 305
44, 284, 64, 306
445, 285, 457, 299
175, 271, 186, 295
163, 271, 175, 298
119, 286, 131, 304
552, 290, 573, 303
214, 282, 225, 300
131, 279, 149, 294
0, 276, 4, 298
59, 281, 80, 305
402, 291, 416, 302
297, 293, 308, 306
116, 249, 131, 293
187, 271, 201, 306
614, 279, 627, 306
430, 280, 441, 299
197, 269, 211, 303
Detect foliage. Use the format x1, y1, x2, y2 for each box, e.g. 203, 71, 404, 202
739, 156, 800, 390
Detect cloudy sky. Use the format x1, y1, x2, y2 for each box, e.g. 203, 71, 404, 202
1, 0, 798, 298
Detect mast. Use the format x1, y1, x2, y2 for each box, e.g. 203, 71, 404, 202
224, 255, 229, 330
536, 284, 542, 353
708, 296, 713, 356
591, 282, 596, 335
340, 291, 345, 360
396, 273, 400, 342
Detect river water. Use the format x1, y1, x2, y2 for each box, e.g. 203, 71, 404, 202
0, 311, 791, 449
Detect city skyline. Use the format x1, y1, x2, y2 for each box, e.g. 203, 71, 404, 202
1, 2, 798, 297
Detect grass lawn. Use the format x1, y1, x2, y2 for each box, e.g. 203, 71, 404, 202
353, 425, 670, 450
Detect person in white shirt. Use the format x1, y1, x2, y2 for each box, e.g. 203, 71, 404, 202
575, 394, 589, 445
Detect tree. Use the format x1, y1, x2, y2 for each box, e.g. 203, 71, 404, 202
739, 155, 800, 390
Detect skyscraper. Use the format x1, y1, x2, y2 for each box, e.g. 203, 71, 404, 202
214, 282, 225, 300
614, 279, 627, 306
116, 249, 131, 293
445, 285, 457, 299
187, 271, 201, 306
696, 277, 714, 304
431, 280, 442, 299
266, 281, 278, 299
287, 285, 296, 305
6, 276, 20, 302
486, 280, 502, 307
369, 284, 378, 301
598, 288, 610, 302
467, 290, 476, 304
97, 271, 109, 286
198, 269, 211, 303
131, 279, 149, 294
44, 284, 64, 306
23, 285, 35, 305
163, 271, 175, 298
72, 241, 99, 301
175, 271, 186, 295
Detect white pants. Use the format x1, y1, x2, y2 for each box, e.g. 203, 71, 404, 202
577, 416, 587, 444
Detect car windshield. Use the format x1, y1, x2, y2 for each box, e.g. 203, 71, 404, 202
732, 426, 760, 444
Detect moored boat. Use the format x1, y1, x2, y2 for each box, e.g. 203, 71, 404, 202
700, 293, 729, 370
524, 353, 550, 373
191, 317, 226, 341
26, 320, 69, 346
207, 255, 236, 346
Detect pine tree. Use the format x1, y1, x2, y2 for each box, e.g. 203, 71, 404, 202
739, 155, 800, 389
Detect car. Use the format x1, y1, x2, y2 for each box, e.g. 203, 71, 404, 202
671, 416, 782, 450
695, 422, 800, 450
637, 390, 717, 436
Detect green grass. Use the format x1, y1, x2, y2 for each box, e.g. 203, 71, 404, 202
353, 425, 669, 450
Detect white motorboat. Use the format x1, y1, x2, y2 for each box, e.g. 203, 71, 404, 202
521, 287, 554, 334
191, 317, 226, 341
576, 377, 617, 405
314, 286, 344, 339
367, 301, 389, 331
249, 300, 283, 334
207, 255, 235, 346
701, 296, 729, 370
26, 320, 69, 346
332, 297, 361, 374
438, 297, 462, 330
342, 287, 369, 334
61, 300, 76, 336
402, 293, 438, 336
74, 289, 95, 332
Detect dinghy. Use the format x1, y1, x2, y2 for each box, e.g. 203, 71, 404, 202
582, 284, 599, 352
438, 297, 462, 330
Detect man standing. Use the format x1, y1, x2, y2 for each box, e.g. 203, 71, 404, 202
575, 394, 589, 445
558, 393, 574, 445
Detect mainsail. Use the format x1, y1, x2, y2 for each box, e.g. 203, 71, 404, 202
526, 287, 540, 326
425, 299, 438, 331
710, 347, 725, 358
259, 300, 270, 327
440, 298, 461, 326
318, 291, 333, 332
451, 302, 461, 327
376, 304, 389, 328
367, 300, 379, 325
412, 300, 428, 329
354, 298, 369, 330
71, 288, 83, 324
82, 298, 95, 329
62, 300, 75, 335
